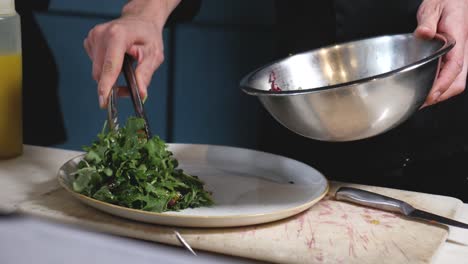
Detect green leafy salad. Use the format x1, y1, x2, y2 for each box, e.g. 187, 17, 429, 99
72, 117, 214, 212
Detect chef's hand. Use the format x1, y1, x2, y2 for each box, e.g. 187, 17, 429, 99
415, 0, 468, 107
84, 0, 181, 108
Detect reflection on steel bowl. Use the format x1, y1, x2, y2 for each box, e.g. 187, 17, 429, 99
240, 33, 454, 141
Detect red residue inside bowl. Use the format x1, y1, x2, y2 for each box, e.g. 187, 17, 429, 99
269, 71, 282, 92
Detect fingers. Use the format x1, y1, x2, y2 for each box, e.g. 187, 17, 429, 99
423, 51, 464, 105
114, 86, 148, 103
114, 86, 149, 102
83, 37, 91, 60
84, 24, 108, 82
84, 23, 129, 108
423, 10, 466, 106
84, 37, 102, 82
84, 18, 165, 108
97, 35, 127, 108
426, 46, 464, 103
438, 38, 468, 101
117, 86, 131, 97
135, 46, 164, 100
415, 0, 442, 38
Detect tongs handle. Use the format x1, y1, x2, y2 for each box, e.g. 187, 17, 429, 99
122, 54, 152, 138
107, 54, 152, 139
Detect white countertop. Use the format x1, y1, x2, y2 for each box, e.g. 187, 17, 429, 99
433, 204, 468, 263
0, 145, 467, 264
0, 205, 467, 264
0, 214, 262, 264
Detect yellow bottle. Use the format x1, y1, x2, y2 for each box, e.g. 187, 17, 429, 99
0, 0, 22, 158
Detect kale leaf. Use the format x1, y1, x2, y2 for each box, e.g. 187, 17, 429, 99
72, 117, 214, 212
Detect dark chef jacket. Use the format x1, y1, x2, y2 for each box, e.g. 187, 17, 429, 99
259, 0, 468, 201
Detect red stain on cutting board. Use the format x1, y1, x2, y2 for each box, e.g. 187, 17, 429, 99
306, 218, 316, 249
277, 195, 408, 261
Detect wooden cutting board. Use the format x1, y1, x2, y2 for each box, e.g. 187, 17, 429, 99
0, 146, 463, 264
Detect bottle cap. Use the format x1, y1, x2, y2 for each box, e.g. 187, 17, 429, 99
0, 0, 15, 15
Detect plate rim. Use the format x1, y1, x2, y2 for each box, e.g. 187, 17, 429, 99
57, 143, 329, 220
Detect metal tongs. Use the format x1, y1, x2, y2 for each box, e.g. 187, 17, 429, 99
107, 54, 151, 136
106, 54, 197, 256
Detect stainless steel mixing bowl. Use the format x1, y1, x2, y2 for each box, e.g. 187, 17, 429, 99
240, 33, 454, 141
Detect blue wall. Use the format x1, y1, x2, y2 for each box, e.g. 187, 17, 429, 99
32, 0, 276, 150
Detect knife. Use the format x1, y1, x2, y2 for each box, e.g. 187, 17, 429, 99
335, 187, 468, 229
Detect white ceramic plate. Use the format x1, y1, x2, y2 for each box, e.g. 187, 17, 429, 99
58, 144, 328, 227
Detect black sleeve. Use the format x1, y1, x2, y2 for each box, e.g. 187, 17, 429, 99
15, 0, 51, 14
166, 0, 202, 26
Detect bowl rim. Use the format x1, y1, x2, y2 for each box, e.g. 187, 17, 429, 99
240, 33, 455, 96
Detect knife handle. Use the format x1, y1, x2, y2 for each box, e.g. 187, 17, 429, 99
335, 187, 414, 215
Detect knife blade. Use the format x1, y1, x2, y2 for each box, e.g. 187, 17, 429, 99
335, 187, 468, 229
409, 209, 468, 229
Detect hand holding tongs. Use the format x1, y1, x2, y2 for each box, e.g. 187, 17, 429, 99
106, 54, 197, 255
